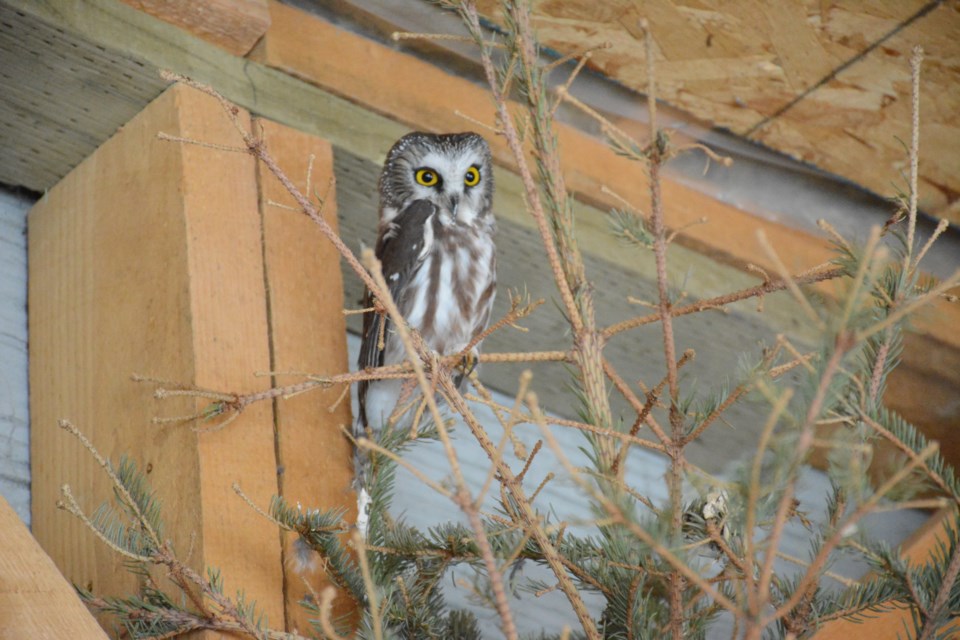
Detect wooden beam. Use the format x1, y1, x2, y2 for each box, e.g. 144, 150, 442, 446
255, 118, 357, 631
119, 0, 269, 56
0, 494, 109, 639
813, 507, 960, 639
29, 84, 284, 627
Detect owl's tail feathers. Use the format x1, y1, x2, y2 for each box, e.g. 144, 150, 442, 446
353, 416, 373, 540
356, 487, 372, 540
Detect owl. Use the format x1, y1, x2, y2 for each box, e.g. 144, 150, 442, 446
354, 131, 497, 499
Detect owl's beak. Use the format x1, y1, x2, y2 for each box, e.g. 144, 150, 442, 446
447, 193, 460, 220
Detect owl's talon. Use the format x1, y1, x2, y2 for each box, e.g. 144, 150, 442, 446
460, 350, 479, 377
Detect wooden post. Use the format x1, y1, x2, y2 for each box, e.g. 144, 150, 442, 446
29, 83, 355, 632
255, 118, 357, 632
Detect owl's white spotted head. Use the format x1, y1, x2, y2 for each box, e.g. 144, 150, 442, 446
379, 132, 494, 228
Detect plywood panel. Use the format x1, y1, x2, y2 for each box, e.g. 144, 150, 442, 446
474, 0, 960, 221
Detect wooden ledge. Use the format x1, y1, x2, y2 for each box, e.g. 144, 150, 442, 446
119, 0, 269, 55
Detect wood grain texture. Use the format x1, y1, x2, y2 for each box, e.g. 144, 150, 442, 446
0, 494, 109, 639
119, 0, 269, 55
255, 118, 357, 632
28, 83, 284, 628
474, 0, 960, 222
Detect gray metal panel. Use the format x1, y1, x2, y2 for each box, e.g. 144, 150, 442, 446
0, 187, 32, 525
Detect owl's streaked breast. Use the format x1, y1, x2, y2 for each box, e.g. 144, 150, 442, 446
386, 221, 496, 363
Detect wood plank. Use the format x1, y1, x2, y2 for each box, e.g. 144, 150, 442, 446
178, 84, 287, 630
757, 0, 838, 93
119, 0, 269, 56
28, 83, 284, 628
0, 494, 109, 640
813, 507, 960, 639
255, 118, 358, 632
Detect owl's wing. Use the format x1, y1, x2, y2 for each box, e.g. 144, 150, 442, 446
357, 200, 436, 427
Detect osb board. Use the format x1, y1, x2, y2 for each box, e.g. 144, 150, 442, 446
472, 0, 960, 222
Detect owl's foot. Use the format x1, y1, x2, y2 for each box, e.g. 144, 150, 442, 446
459, 349, 479, 377
453, 349, 479, 388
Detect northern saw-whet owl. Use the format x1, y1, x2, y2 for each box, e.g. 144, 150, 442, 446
354, 132, 497, 526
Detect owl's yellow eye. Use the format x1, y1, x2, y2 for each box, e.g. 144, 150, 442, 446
464, 166, 481, 187
415, 168, 439, 187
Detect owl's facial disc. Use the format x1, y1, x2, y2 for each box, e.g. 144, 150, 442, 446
410, 159, 483, 225
378, 132, 493, 228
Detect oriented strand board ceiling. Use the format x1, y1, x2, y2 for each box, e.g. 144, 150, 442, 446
473, 0, 960, 223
